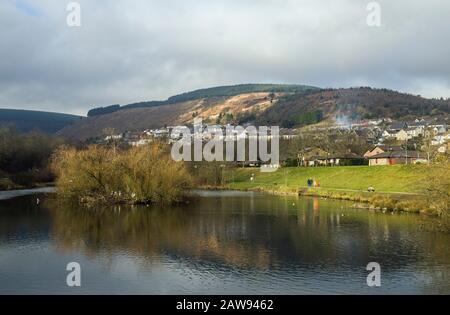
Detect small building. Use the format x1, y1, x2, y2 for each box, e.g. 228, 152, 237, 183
303, 152, 365, 167
432, 135, 447, 146
406, 126, 424, 138
364, 145, 403, 159
130, 138, 152, 147
298, 148, 329, 167
364, 146, 386, 159
438, 143, 448, 154
369, 151, 428, 166
389, 121, 408, 130
382, 130, 396, 139
394, 129, 410, 141
428, 120, 447, 134
104, 134, 123, 141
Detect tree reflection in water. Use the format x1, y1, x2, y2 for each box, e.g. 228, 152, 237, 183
1, 192, 450, 293
45, 194, 450, 273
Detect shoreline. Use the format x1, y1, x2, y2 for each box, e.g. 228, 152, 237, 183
0, 182, 436, 216
0, 182, 54, 192
0, 187, 56, 201
0, 184, 441, 217
217, 165, 447, 216
199, 184, 437, 216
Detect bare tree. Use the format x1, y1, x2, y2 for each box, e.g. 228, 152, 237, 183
421, 127, 437, 163
103, 128, 119, 156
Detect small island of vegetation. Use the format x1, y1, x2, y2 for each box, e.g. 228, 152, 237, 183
51, 143, 192, 205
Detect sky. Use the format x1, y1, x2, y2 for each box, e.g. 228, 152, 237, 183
1, 0, 450, 116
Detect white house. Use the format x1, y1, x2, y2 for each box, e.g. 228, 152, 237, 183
130, 139, 152, 147
406, 126, 424, 138
432, 134, 450, 146
105, 134, 123, 141
428, 120, 447, 134
394, 130, 411, 141
382, 130, 396, 139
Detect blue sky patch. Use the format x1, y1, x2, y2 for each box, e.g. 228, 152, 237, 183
14, 0, 43, 17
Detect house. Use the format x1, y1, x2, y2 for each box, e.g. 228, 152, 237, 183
438, 144, 447, 154
298, 148, 329, 167
438, 142, 450, 153
407, 120, 426, 134
369, 150, 428, 166
317, 153, 366, 166
382, 129, 411, 141
389, 121, 408, 130
364, 146, 386, 158
301, 150, 365, 167
394, 129, 411, 141
104, 134, 123, 141
382, 130, 396, 139
130, 138, 152, 147
383, 121, 425, 141
405, 126, 423, 138
432, 135, 447, 146
364, 145, 403, 159
428, 119, 447, 134
152, 128, 170, 138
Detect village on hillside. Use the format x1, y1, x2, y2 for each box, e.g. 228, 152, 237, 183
99, 115, 450, 168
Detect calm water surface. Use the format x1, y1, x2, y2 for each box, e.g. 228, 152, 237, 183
0, 189, 449, 294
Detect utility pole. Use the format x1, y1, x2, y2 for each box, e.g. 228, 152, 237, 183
284, 168, 287, 187
405, 138, 408, 165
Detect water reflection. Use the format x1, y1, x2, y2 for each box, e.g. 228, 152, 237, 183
0, 191, 449, 294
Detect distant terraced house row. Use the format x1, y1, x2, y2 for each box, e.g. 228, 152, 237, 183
103, 125, 299, 146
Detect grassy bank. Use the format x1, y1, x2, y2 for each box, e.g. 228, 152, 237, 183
227, 165, 428, 193
223, 165, 439, 214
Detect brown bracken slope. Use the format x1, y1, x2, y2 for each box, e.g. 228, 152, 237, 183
57, 87, 450, 140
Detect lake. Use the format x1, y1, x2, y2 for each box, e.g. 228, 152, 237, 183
0, 189, 449, 294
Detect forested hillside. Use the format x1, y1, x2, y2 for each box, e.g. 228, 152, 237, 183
87, 84, 319, 117
0, 109, 82, 134
255, 87, 450, 127
58, 85, 450, 141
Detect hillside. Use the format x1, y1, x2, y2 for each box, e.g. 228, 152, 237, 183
57, 85, 450, 141
0, 109, 82, 134
256, 87, 450, 127
58, 93, 279, 140
87, 84, 318, 116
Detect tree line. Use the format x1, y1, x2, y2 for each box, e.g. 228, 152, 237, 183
0, 125, 64, 189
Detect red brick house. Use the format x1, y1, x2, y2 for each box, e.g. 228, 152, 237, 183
368, 151, 427, 166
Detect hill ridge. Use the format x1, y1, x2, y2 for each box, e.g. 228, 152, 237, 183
0, 108, 82, 134
87, 83, 319, 117
57, 86, 450, 141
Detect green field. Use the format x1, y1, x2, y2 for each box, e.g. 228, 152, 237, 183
226, 165, 430, 195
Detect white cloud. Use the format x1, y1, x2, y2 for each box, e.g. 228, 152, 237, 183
0, 0, 450, 115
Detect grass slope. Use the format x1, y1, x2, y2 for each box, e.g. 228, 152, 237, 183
227, 165, 430, 194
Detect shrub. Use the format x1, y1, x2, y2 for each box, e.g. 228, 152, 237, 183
51, 143, 192, 205
425, 161, 450, 216
0, 177, 17, 190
